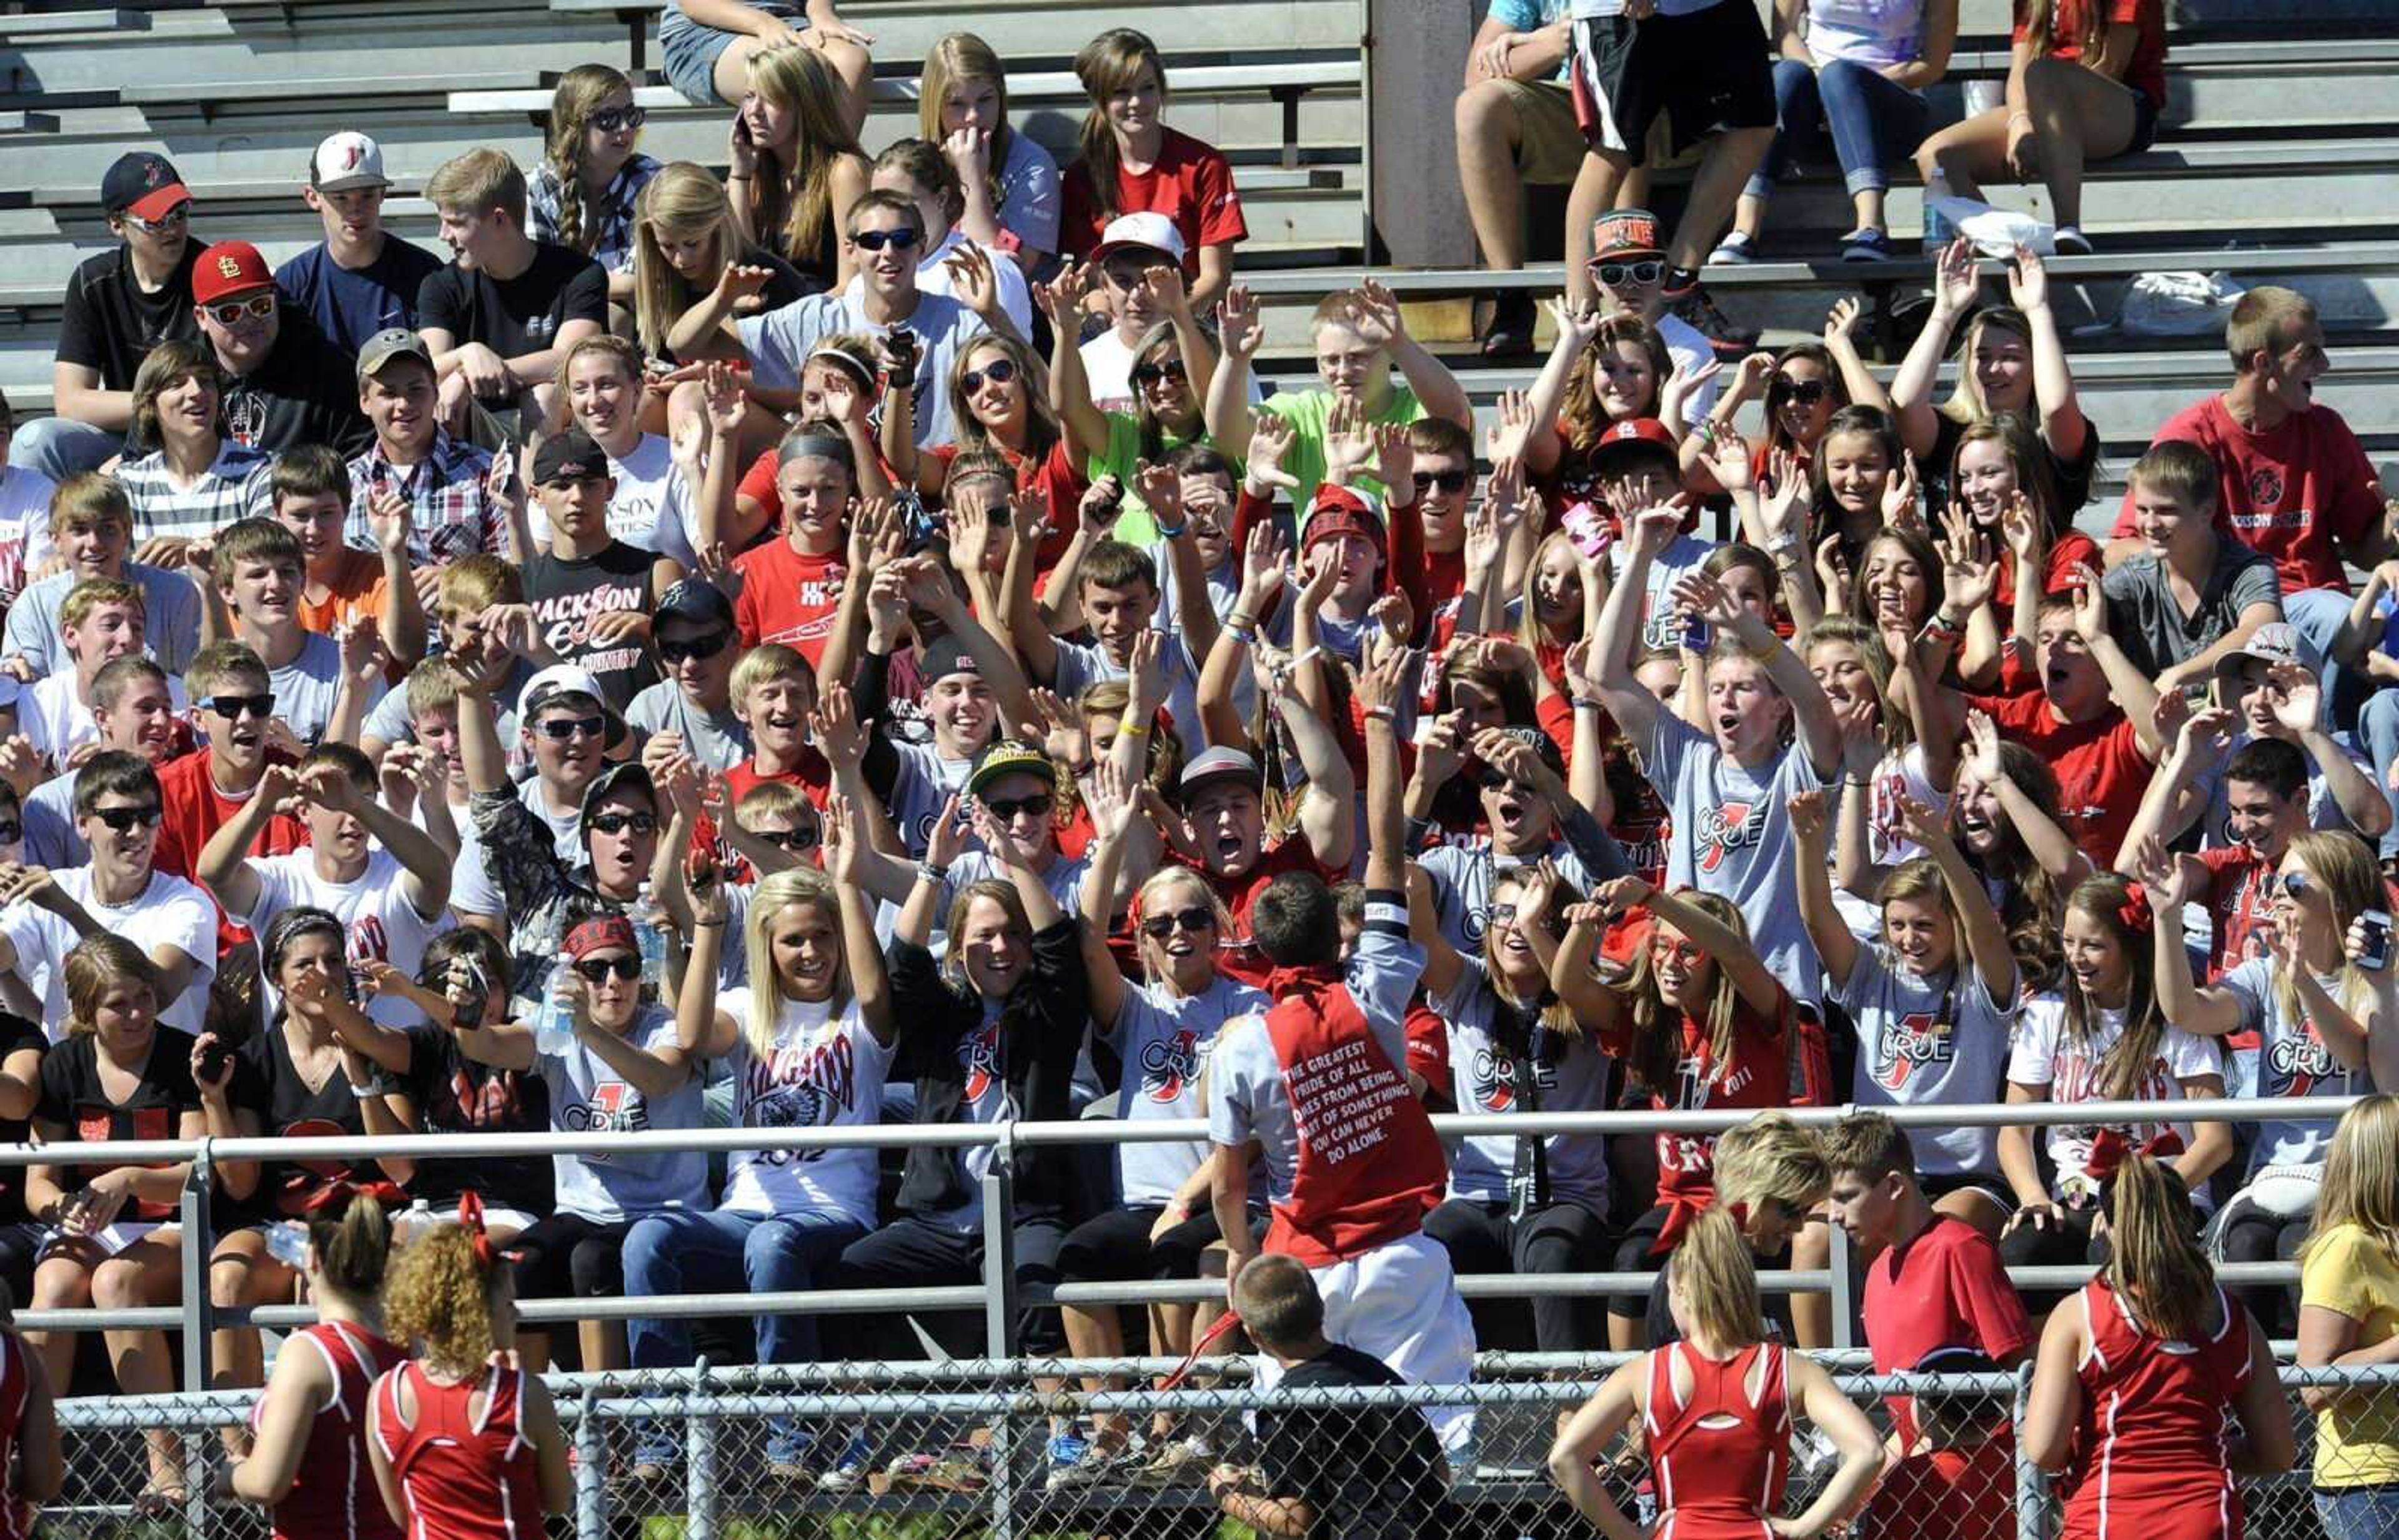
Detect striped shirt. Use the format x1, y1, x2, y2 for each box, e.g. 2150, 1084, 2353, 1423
344, 431, 500, 567
116, 443, 274, 539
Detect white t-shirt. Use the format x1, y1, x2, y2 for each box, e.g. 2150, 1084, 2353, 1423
895, 231, 1032, 338
2005, 995, 2222, 1198
1656, 312, 1727, 429
1, 865, 217, 1038
1107, 972, 1269, 1205
712, 986, 894, 1226
247, 847, 452, 1025
19, 673, 190, 773
524, 434, 700, 572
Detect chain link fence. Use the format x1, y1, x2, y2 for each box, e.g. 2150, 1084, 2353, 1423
35, 1358, 2398, 1539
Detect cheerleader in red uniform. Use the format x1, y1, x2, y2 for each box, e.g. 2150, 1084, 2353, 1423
1547, 1207, 1882, 1539
367, 1198, 571, 1539
229, 1187, 404, 1540
2023, 1157, 2294, 1540
0, 1284, 61, 1540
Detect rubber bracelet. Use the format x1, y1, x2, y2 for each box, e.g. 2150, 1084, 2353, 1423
1120, 721, 1151, 738
1572, 697, 1604, 712
1155, 522, 1188, 539
916, 863, 949, 885
1364, 705, 1396, 722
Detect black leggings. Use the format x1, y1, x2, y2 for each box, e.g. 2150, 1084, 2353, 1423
505, 1212, 631, 1302
1056, 1204, 1231, 1284
1999, 1204, 2107, 1314
2218, 1208, 2309, 1336
1425, 1198, 1611, 1353
1609, 1205, 1676, 1323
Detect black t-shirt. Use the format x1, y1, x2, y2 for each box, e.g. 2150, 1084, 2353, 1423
1256, 1345, 1456, 1539
524, 541, 662, 711
226, 1019, 372, 1222
55, 241, 205, 389
219, 309, 373, 459
0, 1014, 44, 1226
399, 1024, 552, 1215
415, 242, 608, 404
36, 1027, 201, 1222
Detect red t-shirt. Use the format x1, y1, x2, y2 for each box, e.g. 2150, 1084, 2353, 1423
153, 747, 310, 880
1602, 983, 1794, 1226
2015, 0, 2168, 111
730, 539, 847, 668
2193, 844, 2276, 980
2108, 395, 2382, 597
692, 756, 835, 882
1990, 530, 2099, 609
734, 445, 904, 544
1862, 1215, 2032, 1540
1967, 690, 2149, 864
1060, 126, 1249, 278
1173, 835, 1346, 986
928, 438, 1085, 570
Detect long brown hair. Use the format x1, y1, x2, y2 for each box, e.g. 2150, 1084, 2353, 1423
1950, 410, 2066, 539
919, 34, 1016, 216
2060, 874, 2168, 1102
2103, 1155, 2217, 1344
1072, 29, 1168, 222
747, 44, 862, 266
630, 161, 741, 357
1561, 314, 1669, 449
544, 63, 635, 257
1613, 890, 1774, 1098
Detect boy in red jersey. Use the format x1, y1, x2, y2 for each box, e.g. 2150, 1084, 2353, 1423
1827, 1111, 2031, 1540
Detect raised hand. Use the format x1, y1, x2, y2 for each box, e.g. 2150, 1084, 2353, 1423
1824, 295, 1864, 346
367, 488, 412, 559
1021, 687, 1090, 770
941, 243, 1001, 320
1349, 640, 1412, 718
1415, 708, 1468, 783
1596, 873, 1656, 915
713, 264, 777, 305
1239, 522, 1289, 605
2132, 833, 2197, 913
2265, 660, 2324, 735
1036, 262, 1090, 327
1085, 757, 1141, 845
1787, 787, 1829, 843
2065, 560, 2108, 642
1962, 710, 2005, 784
1883, 452, 1922, 527
1486, 388, 1537, 471
810, 682, 868, 770
1216, 286, 1263, 360
926, 792, 970, 870
2006, 244, 2050, 311
1630, 500, 1689, 559
1702, 422, 1754, 494
1346, 279, 1405, 348
1246, 412, 1300, 490
1132, 460, 1183, 532
1545, 294, 1603, 351
1938, 506, 1998, 614
1080, 474, 1126, 537
1321, 396, 1375, 485
1930, 238, 1980, 320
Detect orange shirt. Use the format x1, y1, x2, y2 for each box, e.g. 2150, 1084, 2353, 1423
297, 547, 388, 638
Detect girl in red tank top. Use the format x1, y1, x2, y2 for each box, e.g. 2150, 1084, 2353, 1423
2024, 1158, 2293, 1540
1548, 1209, 1883, 1539
367, 1201, 570, 1539
231, 1189, 406, 1540
0, 1305, 62, 1540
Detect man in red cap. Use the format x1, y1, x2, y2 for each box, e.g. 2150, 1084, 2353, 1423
189, 240, 372, 457
14, 152, 203, 482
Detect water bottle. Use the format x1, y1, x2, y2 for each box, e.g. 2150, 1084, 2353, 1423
264, 1220, 310, 1270
631, 883, 670, 992
534, 958, 578, 1058
1922, 168, 1955, 249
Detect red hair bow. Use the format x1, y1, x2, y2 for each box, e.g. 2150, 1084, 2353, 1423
457, 1191, 498, 1271
2117, 883, 2155, 935
299, 1176, 406, 1214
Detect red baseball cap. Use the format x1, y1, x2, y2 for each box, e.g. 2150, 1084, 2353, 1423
1589, 208, 1667, 264
1588, 416, 1679, 467
192, 241, 275, 307
1303, 484, 1387, 557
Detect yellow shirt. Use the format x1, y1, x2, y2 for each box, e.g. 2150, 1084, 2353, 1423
2301, 1222, 2399, 1487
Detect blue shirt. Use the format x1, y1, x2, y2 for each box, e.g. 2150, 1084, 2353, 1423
1492, 0, 1572, 81
275, 237, 445, 357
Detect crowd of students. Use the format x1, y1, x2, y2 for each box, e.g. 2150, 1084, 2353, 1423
0, 0, 2391, 1535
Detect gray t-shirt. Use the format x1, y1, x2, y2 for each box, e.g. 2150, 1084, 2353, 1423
1433, 954, 1612, 1214
736, 288, 988, 449
1831, 942, 2014, 1178
3, 562, 202, 679
1051, 632, 1206, 755
268, 630, 380, 745
1645, 711, 1827, 1004
626, 681, 752, 773
2101, 540, 2281, 683
2220, 955, 2365, 1173
540, 1003, 709, 1223
887, 740, 971, 859
1419, 836, 1604, 956
1108, 973, 1269, 1206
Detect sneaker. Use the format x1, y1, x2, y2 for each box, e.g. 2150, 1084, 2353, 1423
816, 1434, 875, 1493
1670, 282, 1761, 361
1046, 1430, 1090, 1473
1131, 1435, 1216, 1486
1481, 290, 1537, 358
2053, 224, 2092, 256
1840, 228, 1894, 262
1046, 1436, 1141, 1491
885, 1450, 988, 1494
1707, 231, 1758, 266
1659, 264, 1701, 300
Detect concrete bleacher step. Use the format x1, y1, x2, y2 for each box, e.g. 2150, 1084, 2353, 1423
0, 6, 146, 38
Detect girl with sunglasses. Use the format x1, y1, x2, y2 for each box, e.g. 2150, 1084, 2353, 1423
1046, 260, 1219, 546
728, 42, 871, 287
450, 913, 705, 1376
1552, 877, 1797, 1351
529, 65, 662, 305
117, 339, 272, 546
2140, 829, 2391, 1336
1048, 763, 1266, 1487
1682, 304, 1887, 499
1417, 861, 1617, 1358
1890, 241, 2095, 517
918, 334, 1085, 572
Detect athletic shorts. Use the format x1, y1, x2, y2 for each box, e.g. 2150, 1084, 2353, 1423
1571, 1, 1777, 159
1256, 1232, 1479, 1452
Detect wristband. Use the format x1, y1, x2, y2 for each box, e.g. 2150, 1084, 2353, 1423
694, 918, 727, 928
1120, 721, 1151, 739
1225, 623, 1258, 647
1155, 522, 1188, 539
1572, 696, 1604, 712
1363, 705, 1396, 722
1069, 760, 1096, 779
1764, 531, 1804, 556
1919, 614, 1964, 645
916, 862, 949, 886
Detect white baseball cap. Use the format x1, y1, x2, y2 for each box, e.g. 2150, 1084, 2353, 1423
1090, 211, 1187, 267
310, 131, 389, 193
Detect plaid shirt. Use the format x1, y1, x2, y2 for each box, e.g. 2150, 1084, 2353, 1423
345, 430, 500, 566
528, 154, 660, 274
116, 444, 274, 539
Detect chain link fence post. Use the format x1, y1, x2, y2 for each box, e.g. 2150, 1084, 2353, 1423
685, 1356, 715, 1540
981, 1125, 1020, 1540
573, 1383, 605, 1540
2014, 1358, 2046, 1540
177, 1143, 216, 1535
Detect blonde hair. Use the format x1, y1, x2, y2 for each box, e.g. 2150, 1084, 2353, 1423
1612, 890, 1782, 1101
2276, 831, 2382, 1040
425, 147, 528, 227
307, 1191, 394, 1304
632, 162, 743, 359
1712, 1111, 1831, 1213
1131, 867, 1233, 993
60, 575, 142, 633
919, 34, 1016, 218
2227, 287, 2316, 374
437, 554, 522, 618
47, 472, 131, 539
2103, 1155, 2216, 1344
1935, 307, 2033, 427
61, 934, 161, 1038
544, 64, 637, 256
382, 1223, 502, 1380
1671, 1206, 1763, 1351
730, 642, 813, 707
746, 44, 862, 267
1071, 29, 1168, 222
741, 868, 853, 1060
2305, 1095, 2399, 1266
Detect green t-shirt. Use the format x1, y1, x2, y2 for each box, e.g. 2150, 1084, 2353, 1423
1089, 413, 1240, 547
1256, 384, 1426, 520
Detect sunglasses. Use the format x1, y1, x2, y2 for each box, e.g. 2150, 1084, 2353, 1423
204, 293, 277, 326
981, 791, 1054, 823
92, 804, 164, 833
589, 104, 647, 132
1412, 469, 1469, 494
1131, 359, 1188, 387
2275, 871, 2315, 900
122, 204, 189, 234
1489, 903, 1519, 927
1772, 378, 1832, 406
1591, 259, 1666, 289
657, 631, 731, 665
1141, 906, 1216, 939
960, 357, 1018, 394
573, 955, 643, 983
752, 825, 821, 851
200, 693, 275, 721
850, 226, 921, 252
535, 714, 608, 742
588, 811, 658, 837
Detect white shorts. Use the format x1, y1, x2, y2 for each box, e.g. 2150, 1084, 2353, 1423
1256, 1232, 1479, 1452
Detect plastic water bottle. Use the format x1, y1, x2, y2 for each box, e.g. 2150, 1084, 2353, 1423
1922, 168, 1956, 249
534, 960, 578, 1058
630, 883, 670, 991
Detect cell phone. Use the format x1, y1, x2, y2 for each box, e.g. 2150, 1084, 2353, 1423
2360, 908, 2392, 970
1561, 501, 1613, 560
195, 1039, 232, 1084
884, 327, 919, 369
341, 966, 365, 1007
1682, 617, 1712, 652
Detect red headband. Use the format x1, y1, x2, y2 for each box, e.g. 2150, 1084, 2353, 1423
2117, 883, 2154, 935
563, 915, 638, 961
299, 1176, 405, 1214
457, 1191, 497, 1271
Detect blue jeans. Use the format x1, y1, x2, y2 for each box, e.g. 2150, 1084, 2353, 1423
2358, 688, 2399, 860
2316, 1486, 2399, 1540
7, 416, 122, 484
1747, 57, 1929, 202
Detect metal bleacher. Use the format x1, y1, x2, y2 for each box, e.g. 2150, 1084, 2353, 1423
0, 0, 2395, 510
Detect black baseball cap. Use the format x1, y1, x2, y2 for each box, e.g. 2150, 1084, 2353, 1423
919, 633, 985, 686
532, 429, 610, 486
656, 578, 735, 632
102, 152, 189, 221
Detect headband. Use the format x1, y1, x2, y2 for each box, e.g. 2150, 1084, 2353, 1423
805, 345, 877, 389
300, 1175, 406, 1214
457, 1191, 498, 1271
778, 431, 855, 469
563, 915, 638, 961
2117, 883, 2154, 935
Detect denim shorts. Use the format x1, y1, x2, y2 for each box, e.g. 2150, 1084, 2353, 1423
658, 1, 808, 106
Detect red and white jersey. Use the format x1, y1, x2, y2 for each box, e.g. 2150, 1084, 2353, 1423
0, 1331, 29, 1540
1642, 1340, 1792, 1540
263, 1322, 407, 1540
2060, 1278, 2252, 1540
371, 1358, 546, 1540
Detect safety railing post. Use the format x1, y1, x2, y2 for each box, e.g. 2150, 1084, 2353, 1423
574, 1384, 605, 1539
2014, 1359, 2044, 1540
686, 1355, 716, 1540
1829, 1225, 1856, 1349
981, 1126, 1019, 1540
178, 1140, 214, 1528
